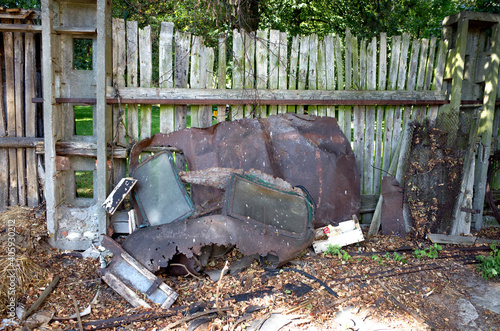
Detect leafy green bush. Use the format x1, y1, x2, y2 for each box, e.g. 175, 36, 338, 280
476, 243, 500, 280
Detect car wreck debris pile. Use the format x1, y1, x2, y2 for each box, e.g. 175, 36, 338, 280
99, 113, 362, 308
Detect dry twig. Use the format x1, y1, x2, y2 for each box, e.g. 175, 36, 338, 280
215, 260, 229, 316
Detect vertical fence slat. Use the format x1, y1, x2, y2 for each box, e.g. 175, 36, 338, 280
139, 25, 152, 139
325, 34, 335, 117
200, 45, 214, 127
392, 33, 411, 156
0, 34, 8, 210
159, 22, 175, 133
112, 18, 126, 144
112, 18, 127, 186
256, 30, 268, 117
278, 31, 287, 115
174, 31, 191, 173
287, 35, 299, 114
268, 29, 279, 116
364, 37, 377, 196
126, 20, 139, 142
422, 37, 437, 122
244, 31, 256, 118
232, 29, 244, 120
25, 32, 38, 207
190, 36, 202, 128
174, 31, 191, 131
415, 38, 430, 121
308, 34, 318, 116
335, 35, 346, 132
217, 33, 227, 123
297, 35, 309, 115
343, 31, 353, 145
352, 35, 364, 177
14, 29, 26, 206
374, 33, 387, 194
382, 35, 401, 174
4, 30, 18, 205
429, 39, 448, 124
317, 37, 327, 116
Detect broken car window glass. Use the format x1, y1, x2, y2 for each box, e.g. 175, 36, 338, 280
224, 173, 314, 238
132, 151, 195, 227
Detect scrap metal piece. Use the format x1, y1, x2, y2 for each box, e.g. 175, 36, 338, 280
122, 214, 315, 273
381, 176, 406, 238
131, 151, 195, 227
98, 236, 178, 308
129, 114, 360, 228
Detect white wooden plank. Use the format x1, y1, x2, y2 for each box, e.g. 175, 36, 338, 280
288, 35, 299, 114
232, 29, 244, 120
108, 87, 446, 103
313, 219, 364, 253
139, 25, 152, 139
317, 37, 327, 116
308, 34, 318, 116
244, 31, 256, 118
335, 35, 346, 132
174, 31, 191, 132
428, 39, 448, 125
297, 35, 309, 115
278, 31, 287, 115
268, 29, 279, 116
159, 22, 174, 133
126, 20, 139, 142
190, 36, 202, 128
112, 18, 126, 142
256, 30, 269, 117
392, 33, 411, 157
200, 45, 214, 127
382, 35, 401, 173
374, 33, 387, 194
364, 37, 377, 195
325, 34, 335, 117
217, 33, 227, 122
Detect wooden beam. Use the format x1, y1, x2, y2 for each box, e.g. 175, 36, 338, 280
0, 23, 41, 32
106, 87, 448, 105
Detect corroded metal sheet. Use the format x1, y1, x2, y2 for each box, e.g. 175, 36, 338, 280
381, 176, 406, 237
130, 114, 360, 228
121, 214, 315, 273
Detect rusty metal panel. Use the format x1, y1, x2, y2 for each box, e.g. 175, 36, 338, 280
131, 151, 195, 226
381, 176, 406, 237
129, 114, 360, 228
122, 214, 315, 274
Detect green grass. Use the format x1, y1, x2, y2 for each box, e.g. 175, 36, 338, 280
74, 106, 93, 135
75, 171, 93, 198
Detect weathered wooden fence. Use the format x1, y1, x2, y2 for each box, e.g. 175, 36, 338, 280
0, 8, 42, 211
109, 18, 448, 207
2, 2, 500, 251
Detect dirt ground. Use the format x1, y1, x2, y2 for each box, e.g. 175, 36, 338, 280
1, 205, 500, 331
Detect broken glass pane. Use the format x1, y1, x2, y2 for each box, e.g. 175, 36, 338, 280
224, 174, 313, 238
132, 151, 195, 226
